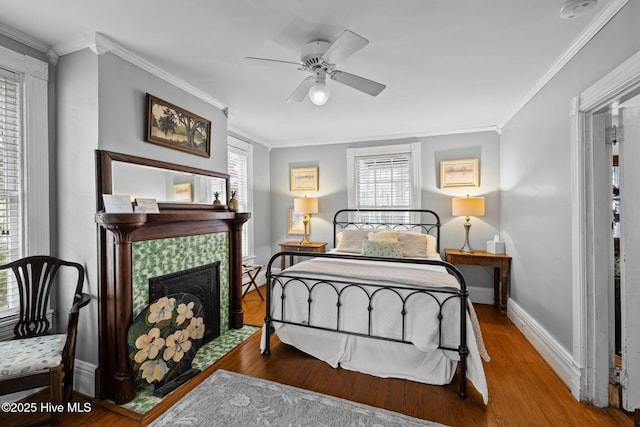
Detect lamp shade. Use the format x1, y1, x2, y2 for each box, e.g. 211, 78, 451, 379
452, 196, 485, 217
294, 197, 318, 214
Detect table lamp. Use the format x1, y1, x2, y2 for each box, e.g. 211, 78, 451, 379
294, 196, 318, 245
452, 195, 485, 253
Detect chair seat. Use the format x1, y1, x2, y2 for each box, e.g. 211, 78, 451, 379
0, 334, 66, 378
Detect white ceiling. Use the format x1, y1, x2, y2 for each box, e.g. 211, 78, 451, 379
0, 0, 621, 147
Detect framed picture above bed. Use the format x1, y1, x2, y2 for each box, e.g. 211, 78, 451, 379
440, 158, 479, 188
290, 167, 318, 192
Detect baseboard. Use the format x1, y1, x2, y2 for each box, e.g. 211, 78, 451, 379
74, 359, 97, 398
507, 298, 581, 398
468, 286, 494, 305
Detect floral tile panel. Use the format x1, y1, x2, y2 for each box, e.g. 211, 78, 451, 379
121, 325, 259, 415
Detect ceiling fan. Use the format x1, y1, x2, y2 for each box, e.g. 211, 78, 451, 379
246, 30, 386, 105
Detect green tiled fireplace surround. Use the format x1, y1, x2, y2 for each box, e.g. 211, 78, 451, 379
132, 232, 230, 331
116, 232, 259, 415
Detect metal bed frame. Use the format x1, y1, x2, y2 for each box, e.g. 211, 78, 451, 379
262, 209, 470, 399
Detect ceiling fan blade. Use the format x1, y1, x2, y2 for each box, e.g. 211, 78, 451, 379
244, 56, 302, 67
330, 71, 386, 96
286, 76, 314, 103
321, 30, 369, 65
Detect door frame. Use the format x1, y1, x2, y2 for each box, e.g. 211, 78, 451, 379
570, 48, 640, 405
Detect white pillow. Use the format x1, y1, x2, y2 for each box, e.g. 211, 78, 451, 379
368, 230, 398, 243
397, 232, 438, 258
425, 234, 437, 257
336, 229, 374, 253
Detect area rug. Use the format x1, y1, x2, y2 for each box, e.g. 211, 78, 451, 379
150, 369, 447, 426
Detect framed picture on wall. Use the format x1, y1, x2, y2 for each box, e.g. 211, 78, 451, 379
290, 167, 318, 192
440, 158, 479, 188
145, 93, 211, 158
288, 207, 306, 235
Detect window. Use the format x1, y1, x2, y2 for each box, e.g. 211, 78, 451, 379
228, 136, 253, 259
0, 46, 49, 325
347, 143, 421, 223
0, 68, 20, 310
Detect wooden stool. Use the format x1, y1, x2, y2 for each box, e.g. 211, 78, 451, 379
242, 264, 263, 300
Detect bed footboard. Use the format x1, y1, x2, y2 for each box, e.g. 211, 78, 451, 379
262, 251, 470, 400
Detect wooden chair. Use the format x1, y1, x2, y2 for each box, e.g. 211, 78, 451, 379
0, 256, 91, 426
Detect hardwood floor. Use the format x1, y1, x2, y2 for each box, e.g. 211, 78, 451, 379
3, 288, 634, 426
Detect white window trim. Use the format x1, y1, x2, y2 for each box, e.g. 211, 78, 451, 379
346, 142, 422, 210
0, 45, 49, 326
228, 135, 254, 261
0, 45, 49, 256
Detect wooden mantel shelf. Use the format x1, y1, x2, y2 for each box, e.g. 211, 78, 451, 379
95, 208, 250, 404
95, 210, 250, 242
95, 209, 242, 224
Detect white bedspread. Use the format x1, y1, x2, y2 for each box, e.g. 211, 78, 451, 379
260, 255, 490, 404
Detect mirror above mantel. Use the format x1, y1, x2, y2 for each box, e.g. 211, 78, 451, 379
96, 150, 230, 210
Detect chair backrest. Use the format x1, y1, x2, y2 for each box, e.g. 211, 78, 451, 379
0, 255, 85, 338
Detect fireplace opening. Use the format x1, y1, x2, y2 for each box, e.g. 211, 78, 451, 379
149, 262, 220, 344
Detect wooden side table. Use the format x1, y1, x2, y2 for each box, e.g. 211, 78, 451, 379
278, 241, 327, 270
444, 248, 512, 315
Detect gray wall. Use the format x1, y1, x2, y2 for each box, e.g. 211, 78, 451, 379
251, 142, 273, 266
97, 52, 228, 170
56, 49, 100, 367
500, 1, 640, 349
269, 131, 501, 290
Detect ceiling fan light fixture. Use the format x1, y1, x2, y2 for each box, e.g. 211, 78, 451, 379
308, 75, 330, 105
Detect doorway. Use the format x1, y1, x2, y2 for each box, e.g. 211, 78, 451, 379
571, 49, 640, 418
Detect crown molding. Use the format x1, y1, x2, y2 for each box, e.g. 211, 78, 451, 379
0, 23, 49, 53
252, 124, 500, 149
53, 32, 228, 111
0, 23, 59, 65
498, 0, 629, 128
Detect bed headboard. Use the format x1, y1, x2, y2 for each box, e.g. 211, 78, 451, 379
332, 209, 441, 251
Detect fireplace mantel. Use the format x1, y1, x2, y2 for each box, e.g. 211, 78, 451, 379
95, 209, 250, 404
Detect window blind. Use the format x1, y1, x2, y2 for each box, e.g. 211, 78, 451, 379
0, 69, 21, 311
355, 154, 411, 223
228, 148, 249, 257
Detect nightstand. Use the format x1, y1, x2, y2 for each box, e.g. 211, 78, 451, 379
444, 248, 512, 315
278, 241, 327, 270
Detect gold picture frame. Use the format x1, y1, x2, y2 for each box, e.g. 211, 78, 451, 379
440, 158, 480, 188
290, 167, 318, 192
288, 207, 306, 235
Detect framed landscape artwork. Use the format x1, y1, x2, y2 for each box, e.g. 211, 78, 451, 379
440, 158, 480, 188
146, 93, 211, 157
290, 167, 318, 192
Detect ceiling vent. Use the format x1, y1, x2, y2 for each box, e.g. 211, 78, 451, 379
560, 0, 597, 19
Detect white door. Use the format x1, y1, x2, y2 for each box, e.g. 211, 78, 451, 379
619, 105, 640, 411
